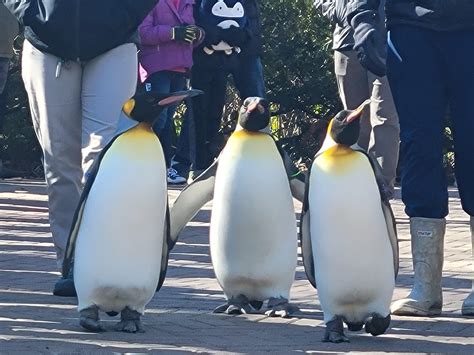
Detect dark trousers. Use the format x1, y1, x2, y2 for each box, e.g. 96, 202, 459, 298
0, 57, 9, 132
144, 70, 186, 167
387, 26, 474, 218
190, 52, 266, 170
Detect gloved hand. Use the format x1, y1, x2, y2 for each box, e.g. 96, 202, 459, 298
221, 26, 250, 47
351, 10, 387, 77
186, 25, 205, 43
171, 25, 198, 43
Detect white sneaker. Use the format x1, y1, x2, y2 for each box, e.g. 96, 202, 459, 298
167, 168, 186, 185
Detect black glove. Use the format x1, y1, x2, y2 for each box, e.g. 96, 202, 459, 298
171, 25, 198, 43
351, 10, 387, 77
221, 26, 250, 47
186, 25, 205, 42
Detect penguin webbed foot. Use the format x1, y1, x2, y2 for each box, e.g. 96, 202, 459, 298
345, 321, 364, 332
213, 294, 253, 315
115, 307, 145, 333
265, 297, 296, 318
79, 305, 105, 332
323, 316, 350, 343
364, 313, 390, 336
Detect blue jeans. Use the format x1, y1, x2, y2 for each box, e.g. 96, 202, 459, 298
387, 26, 474, 218
144, 70, 186, 167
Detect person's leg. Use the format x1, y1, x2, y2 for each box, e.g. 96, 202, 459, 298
145, 71, 173, 168
387, 26, 448, 316
21, 40, 83, 272
172, 104, 193, 175
189, 55, 227, 174
442, 29, 474, 315
0, 57, 9, 94
233, 55, 266, 99
81, 43, 137, 179
0, 57, 10, 135
164, 72, 187, 184
367, 73, 400, 198
334, 50, 371, 150
145, 71, 172, 136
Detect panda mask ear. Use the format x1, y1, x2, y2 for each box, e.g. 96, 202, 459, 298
212, 0, 244, 18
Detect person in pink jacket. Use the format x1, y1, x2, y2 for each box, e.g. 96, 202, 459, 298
139, 0, 203, 184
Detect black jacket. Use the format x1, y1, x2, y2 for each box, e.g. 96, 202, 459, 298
3, 0, 158, 61
315, 0, 385, 51
348, 0, 474, 32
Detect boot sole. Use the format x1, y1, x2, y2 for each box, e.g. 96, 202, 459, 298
391, 304, 441, 317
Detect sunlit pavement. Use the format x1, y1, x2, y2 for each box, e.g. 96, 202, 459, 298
0, 179, 473, 353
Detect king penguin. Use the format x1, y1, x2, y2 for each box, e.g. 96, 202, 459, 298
170, 97, 303, 317
62, 89, 201, 333
300, 100, 399, 343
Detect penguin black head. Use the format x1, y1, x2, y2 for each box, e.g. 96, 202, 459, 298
238, 97, 270, 132
330, 99, 371, 146
122, 89, 203, 124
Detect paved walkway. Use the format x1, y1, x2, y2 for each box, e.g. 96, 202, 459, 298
0, 179, 472, 353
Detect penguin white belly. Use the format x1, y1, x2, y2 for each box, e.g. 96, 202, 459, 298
210, 132, 297, 301
309, 150, 394, 323
74, 127, 167, 314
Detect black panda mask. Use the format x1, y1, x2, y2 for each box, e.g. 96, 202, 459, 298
199, 0, 247, 28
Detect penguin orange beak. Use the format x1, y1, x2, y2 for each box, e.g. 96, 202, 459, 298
345, 99, 371, 123
246, 102, 265, 114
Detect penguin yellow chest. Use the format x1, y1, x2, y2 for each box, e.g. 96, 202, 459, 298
309, 146, 394, 321
210, 131, 297, 300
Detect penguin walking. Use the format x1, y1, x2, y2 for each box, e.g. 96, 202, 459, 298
62, 90, 201, 332
170, 97, 302, 317
299, 100, 399, 343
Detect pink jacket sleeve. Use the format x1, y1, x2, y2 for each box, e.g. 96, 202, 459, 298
139, 11, 173, 45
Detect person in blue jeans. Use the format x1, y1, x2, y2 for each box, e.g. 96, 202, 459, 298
139, 0, 203, 184
347, 0, 474, 316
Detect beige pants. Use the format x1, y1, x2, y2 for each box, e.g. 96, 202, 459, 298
22, 40, 137, 268
335, 49, 400, 195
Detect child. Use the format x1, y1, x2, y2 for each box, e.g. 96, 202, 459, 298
139, 0, 203, 184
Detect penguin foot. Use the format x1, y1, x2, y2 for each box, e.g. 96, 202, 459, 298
213, 294, 253, 315
79, 306, 105, 332
115, 307, 145, 333
345, 321, 364, 332
364, 313, 390, 336
265, 297, 296, 318
249, 300, 263, 311
323, 316, 349, 343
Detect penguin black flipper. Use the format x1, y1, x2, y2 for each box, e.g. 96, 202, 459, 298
354, 148, 399, 279
169, 159, 219, 242
299, 168, 317, 289
275, 141, 306, 203
62, 132, 123, 277
156, 204, 171, 292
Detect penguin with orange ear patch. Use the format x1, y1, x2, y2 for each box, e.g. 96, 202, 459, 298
170, 97, 303, 317
62, 89, 202, 333
300, 100, 399, 343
